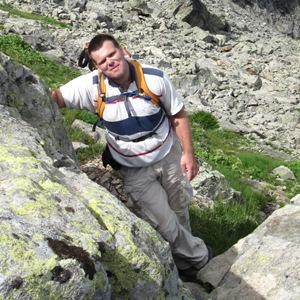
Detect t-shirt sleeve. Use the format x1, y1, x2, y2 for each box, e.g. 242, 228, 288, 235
160, 72, 184, 116
144, 65, 184, 116
60, 71, 99, 112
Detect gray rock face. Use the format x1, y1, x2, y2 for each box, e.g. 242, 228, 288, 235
0, 52, 77, 166
232, 0, 300, 39
0, 53, 182, 299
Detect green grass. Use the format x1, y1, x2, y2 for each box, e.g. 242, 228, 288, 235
0, 4, 71, 29
68, 127, 105, 163
188, 111, 300, 254
190, 200, 259, 255
61, 109, 99, 127
0, 35, 80, 88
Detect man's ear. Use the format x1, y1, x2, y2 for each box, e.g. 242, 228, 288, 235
120, 46, 132, 58
89, 60, 96, 71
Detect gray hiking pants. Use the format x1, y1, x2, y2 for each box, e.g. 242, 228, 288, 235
119, 139, 209, 270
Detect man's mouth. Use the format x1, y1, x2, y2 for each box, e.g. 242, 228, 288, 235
110, 64, 119, 72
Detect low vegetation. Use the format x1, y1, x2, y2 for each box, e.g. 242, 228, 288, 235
1, 33, 299, 256
188, 112, 300, 253
0, 4, 71, 29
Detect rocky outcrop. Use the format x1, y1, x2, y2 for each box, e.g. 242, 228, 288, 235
198, 194, 300, 300
232, 0, 300, 39
0, 52, 183, 299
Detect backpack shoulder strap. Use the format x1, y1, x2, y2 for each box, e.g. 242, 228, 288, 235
129, 60, 161, 107
97, 70, 106, 118
97, 60, 162, 118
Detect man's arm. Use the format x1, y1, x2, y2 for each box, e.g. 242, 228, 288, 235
49, 88, 66, 108
170, 108, 199, 181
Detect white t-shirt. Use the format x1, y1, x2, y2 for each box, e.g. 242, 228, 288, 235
60, 62, 184, 167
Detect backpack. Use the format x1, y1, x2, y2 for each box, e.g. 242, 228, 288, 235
76, 46, 161, 119
78, 44, 95, 71
96, 60, 161, 119
95, 60, 163, 170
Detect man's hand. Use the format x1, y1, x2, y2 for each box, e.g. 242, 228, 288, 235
170, 108, 199, 181
181, 152, 199, 181
49, 88, 66, 108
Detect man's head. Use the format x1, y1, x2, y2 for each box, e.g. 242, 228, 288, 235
88, 34, 130, 88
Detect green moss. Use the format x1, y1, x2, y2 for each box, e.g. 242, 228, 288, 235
104, 250, 139, 293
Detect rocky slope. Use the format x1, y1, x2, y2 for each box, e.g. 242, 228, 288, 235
1, 0, 299, 159
0, 0, 300, 299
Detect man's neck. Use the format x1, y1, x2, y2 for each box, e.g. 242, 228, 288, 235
115, 61, 132, 90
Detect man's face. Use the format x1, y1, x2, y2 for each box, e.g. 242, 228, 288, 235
91, 40, 128, 81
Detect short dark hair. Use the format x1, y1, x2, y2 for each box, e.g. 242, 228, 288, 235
88, 34, 120, 56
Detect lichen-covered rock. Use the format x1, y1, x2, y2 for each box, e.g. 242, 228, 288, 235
0, 54, 183, 299
0, 52, 77, 166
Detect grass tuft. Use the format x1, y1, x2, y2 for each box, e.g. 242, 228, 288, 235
0, 4, 71, 29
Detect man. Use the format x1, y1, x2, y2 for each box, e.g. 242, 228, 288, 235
50, 33, 212, 281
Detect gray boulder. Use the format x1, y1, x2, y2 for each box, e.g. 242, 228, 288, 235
198, 194, 300, 299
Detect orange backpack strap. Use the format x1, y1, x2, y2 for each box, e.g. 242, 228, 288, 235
129, 60, 161, 107
97, 70, 106, 118
97, 60, 161, 118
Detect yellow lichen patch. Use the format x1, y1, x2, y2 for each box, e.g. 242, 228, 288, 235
86, 197, 165, 284
87, 269, 109, 298
39, 178, 69, 196
3, 178, 59, 219
2, 177, 38, 195
87, 197, 127, 234
18, 258, 109, 300
0, 233, 57, 276
10, 195, 56, 218
67, 234, 101, 257
0, 145, 44, 178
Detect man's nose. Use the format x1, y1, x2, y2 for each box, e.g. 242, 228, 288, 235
107, 58, 114, 65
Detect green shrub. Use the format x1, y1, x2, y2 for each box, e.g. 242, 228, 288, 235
188, 111, 219, 130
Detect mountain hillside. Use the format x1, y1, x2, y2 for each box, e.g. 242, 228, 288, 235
0, 0, 299, 299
